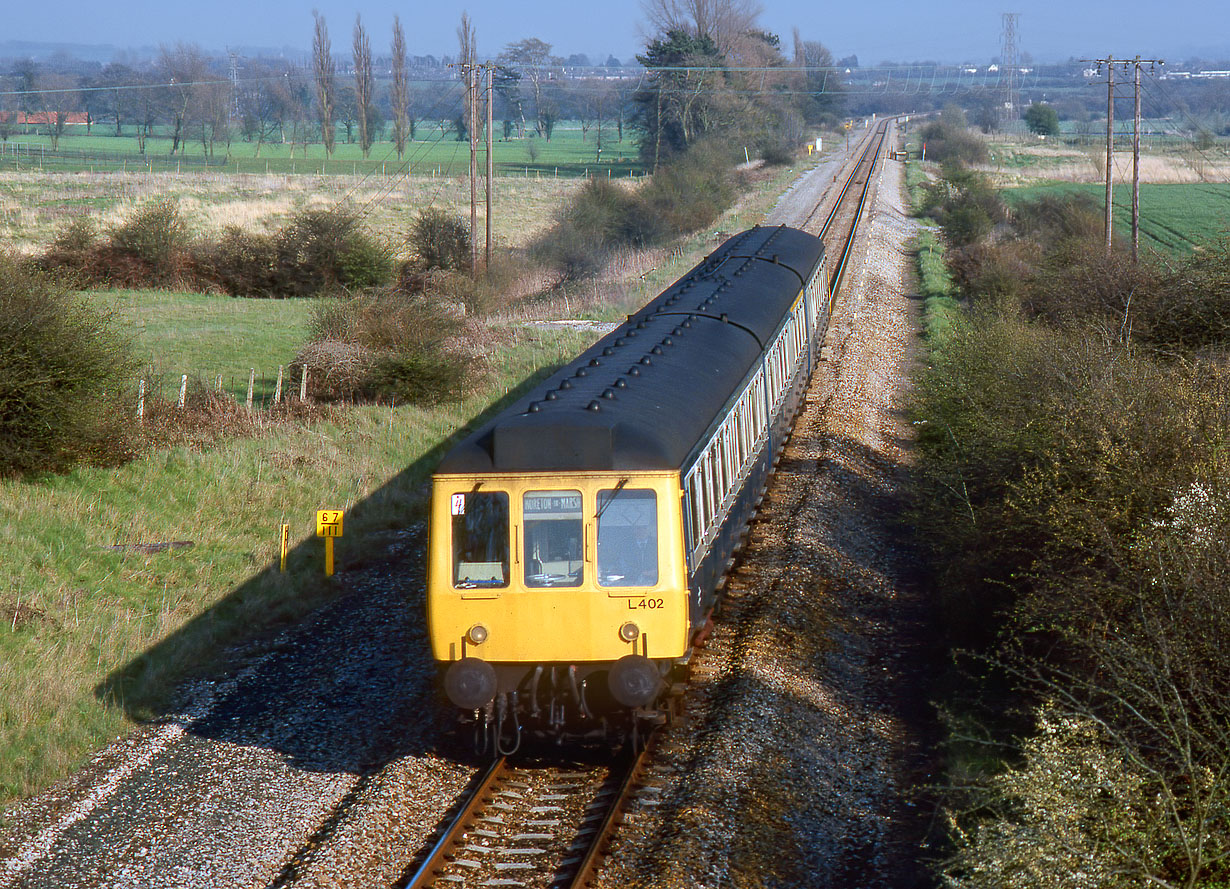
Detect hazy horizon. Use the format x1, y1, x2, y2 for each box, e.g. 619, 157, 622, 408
4, 0, 1230, 68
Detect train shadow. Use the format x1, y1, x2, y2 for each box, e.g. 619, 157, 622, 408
94, 361, 571, 775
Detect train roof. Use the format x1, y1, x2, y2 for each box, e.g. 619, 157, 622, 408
435, 225, 825, 476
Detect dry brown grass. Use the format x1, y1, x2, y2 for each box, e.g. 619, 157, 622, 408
978, 138, 1230, 187
0, 170, 584, 256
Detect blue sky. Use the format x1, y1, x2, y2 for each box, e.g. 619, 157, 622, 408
6, 0, 1229, 65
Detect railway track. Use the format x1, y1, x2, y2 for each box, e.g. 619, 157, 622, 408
403, 127, 895, 889
808, 117, 894, 301
404, 740, 658, 889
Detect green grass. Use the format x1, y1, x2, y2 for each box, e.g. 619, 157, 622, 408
89, 291, 315, 402
914, 227, 960, 345
0, 123, 646, 178
0, 322, 594, 804
1006, 182, 1230, 253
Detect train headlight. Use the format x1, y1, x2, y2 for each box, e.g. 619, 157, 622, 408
619, 621, 640, 642
467, 624, 489, 645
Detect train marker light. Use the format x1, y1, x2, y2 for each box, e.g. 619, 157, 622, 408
467, 624, 489, 645
619, 621, 640, 642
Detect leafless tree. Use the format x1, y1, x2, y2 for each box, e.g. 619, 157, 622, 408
158, 44, 208, 155
33, 71, 78, 150
391, 15, 409, 159
353, 14, 374, 157
457, 11, 478, 138
498, 38, 559, 139
312, 10, 336, 157
640, 0, 763, 58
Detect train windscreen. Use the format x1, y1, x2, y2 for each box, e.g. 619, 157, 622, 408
523, 490, 584, 587
597, 489, 658, 587
451, 491, 510, 588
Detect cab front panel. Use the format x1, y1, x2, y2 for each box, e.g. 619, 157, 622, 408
427, 472, 689, 666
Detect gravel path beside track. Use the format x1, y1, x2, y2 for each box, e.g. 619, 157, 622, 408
0, 534, 478, 889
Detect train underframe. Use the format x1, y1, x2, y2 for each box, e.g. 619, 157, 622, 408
440, 655, 689, 754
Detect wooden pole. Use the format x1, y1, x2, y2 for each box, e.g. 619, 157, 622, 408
1105, 57, 1115, 255
468, 65, 478, 275
486, 64, 493, 269
1132, 57, 1141, 263
246, 368, 255, 410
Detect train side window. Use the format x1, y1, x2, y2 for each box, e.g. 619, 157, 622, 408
720, 433, 729, 497
703, 451, 718, 529
597, 489, 658, 587
452, 491, 510, 588
688, 472, 706, 544
523, 490, 584, 587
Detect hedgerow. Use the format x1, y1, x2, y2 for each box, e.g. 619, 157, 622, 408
913, 159, 1230, 887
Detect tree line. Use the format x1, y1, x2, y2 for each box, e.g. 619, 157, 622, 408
0, 7, 850, 164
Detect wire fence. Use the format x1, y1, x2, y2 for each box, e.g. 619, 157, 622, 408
135, 365, 310, 419
0, 140, 229, 171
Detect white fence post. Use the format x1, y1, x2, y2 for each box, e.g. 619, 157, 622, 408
274, 366, 283, 404
137, 380, 145, 422
246, 369, 255, 410
300, 366, 308, 401
178, 374, 188, 409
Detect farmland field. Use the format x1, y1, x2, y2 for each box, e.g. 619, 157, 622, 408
0, 121, 645, 178
0, 167, 587, 255
1005, 181, 1230, 252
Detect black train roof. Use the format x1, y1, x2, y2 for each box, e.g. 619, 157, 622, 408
435, 225, 825, 475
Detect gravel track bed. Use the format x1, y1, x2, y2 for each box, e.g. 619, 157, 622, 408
595, 130, 938, 888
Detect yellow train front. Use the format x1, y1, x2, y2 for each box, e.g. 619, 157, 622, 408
427, 226, 828, 751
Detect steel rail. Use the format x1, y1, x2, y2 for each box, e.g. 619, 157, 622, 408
826, 119, 892, 302
403, 756, 508, 889
565, 735, 658, 888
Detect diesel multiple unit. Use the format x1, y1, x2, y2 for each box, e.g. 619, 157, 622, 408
427, 225, 829, 751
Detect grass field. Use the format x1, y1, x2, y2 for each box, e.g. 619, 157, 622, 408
0, 323, 595, 804
0, 122, 645, 178
1005, 181, 1230, 253
92, 291, 316, 403
0, 151, 824, 807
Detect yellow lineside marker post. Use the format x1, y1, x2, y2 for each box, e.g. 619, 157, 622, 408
279, 523, 290, 572
316, 510, 343, 576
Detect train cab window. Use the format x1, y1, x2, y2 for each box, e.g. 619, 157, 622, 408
597, 489, 658, 587
523, 490, 584, 587
451, 491, 510, 588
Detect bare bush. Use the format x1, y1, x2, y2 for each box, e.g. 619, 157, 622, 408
406, 208, 471, 273
297, 292, 482, 403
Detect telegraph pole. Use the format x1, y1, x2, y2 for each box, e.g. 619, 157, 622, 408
486, 64, 493, 268
468, 63, 478, 274
1130, 56, 1163, 261
1085, 55, 1162, 258
1105, 58, 1115, 254
1132, 58, 1140, 262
